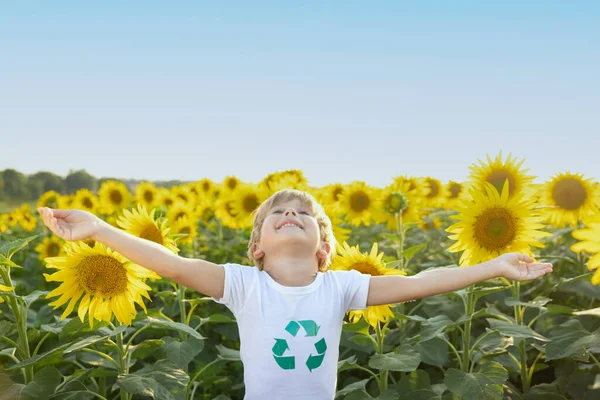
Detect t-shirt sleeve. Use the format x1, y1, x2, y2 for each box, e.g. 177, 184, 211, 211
212, 263, 258, 316
336, 269, 371, 312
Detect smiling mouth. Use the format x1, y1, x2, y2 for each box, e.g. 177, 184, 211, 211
277, 223, 303, 230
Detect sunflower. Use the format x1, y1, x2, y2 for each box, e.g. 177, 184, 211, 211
337, 181, 380, 227
117, 205, 179, 253
214, 192, 240, 229
421, 177, 448, 209
15, 205, 37, 232
98, 181, 132, 214
167, 201, 196, 225
38, 190, 60, 209
261, 170, 309, 193
446, 181, 551, 266
44, 242, 160, 326
222, 176, 242, 193
56, 194, 74, 209
377, 181, 421, 230
35, 236, 65, 261
195, 178, 215, 201
157, 188, 176, 208
172, 185, 196, 206
73, 189, 99, 213
135, 182, 159, 209
444, 181, 465, 209
316, 183, 345, 215
392, 176, 425, 197
170, 216, 198, 246
330, 242, 405, 328
540, 171, 599, 227
0, 283, 14, 303
467, 151, 535, 199
571, 213, 600, 285
228, 183, 268, 229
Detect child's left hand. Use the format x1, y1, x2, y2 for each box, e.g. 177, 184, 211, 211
493, 253, 553, 281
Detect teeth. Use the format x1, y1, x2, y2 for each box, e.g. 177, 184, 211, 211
279, 223, 300, 229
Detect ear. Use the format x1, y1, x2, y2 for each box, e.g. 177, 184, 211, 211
253, 243, 265, 260
316, 241, 332, 261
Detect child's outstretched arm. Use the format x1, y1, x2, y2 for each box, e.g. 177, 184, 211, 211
38, 207, 225, 298
366, 253, 553, 306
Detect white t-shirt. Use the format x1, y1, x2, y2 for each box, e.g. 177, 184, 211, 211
214, 263, 371, 400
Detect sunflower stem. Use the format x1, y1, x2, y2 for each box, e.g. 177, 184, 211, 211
116, 329, 129, 400
461, 287, 474, 372
376, 322, 388, 393
0, 266, 33, 383
395, 212, 405, 269
512, 281, 530, 393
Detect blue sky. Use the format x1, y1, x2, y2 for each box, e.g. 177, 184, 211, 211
1, 1, 598, 187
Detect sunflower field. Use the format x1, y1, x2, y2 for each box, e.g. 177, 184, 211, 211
1, 152, 600, 400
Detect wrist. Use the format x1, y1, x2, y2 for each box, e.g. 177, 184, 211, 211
91, 218, 110, 242
485, 259, 505, 279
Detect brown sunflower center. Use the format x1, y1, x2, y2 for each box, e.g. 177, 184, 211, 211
243, 194, 259, 213
227, 179, 238, 190
426, 179, 440, 198
332, 186, 344, 202
178, 226, 191, 234
77, 255, 128, 297
143, 190, 154, 203
350, 261, 382, 276
110, 190, 123, 206
82, 197, 94, 209
175, 211, 187, 220
350, 191, 370, 212
487, 170, 515, 195
449, 183, 462, 199
552, 177, 587, 210
202, 182, 211, 192
164, 197, 174, 206
473, 207, 517, 251
140, 224, 164, 245
384, 192, 408, 215
47, 243, 61, 257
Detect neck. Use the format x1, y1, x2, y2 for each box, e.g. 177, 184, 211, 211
263, 256, 319, 287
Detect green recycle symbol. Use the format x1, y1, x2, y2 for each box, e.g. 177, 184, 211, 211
272, 320, 327, 372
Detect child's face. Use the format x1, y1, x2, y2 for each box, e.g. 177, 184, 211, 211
254, 198, 328, 265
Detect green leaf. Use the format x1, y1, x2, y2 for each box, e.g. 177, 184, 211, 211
368, 344, 421, 372
335, 379, 369, 398
393, 369, 431, 393
558, 274, 600, 300
116, 360, 189, 400
375, 390, 400, 400
216, 344, 240, 361
419, 315, 455, 342
337, 356, 358, 373
486, 319, 547, 341
504, 296, 551, 309
402, 243, 427, 260
471, 330, 513, 363
146, 317, 205, 340
546, 319, 600, 361
64, 335, 108, 354
20, 366, 62, 400
469, 286, 509, 303
0, 367, 25, 400
547, 305, 573, 315
8, 343, 71, 370
155, 337, 204, 369
0, 254, 20, 268
416, 338, 449, 367
403, 390, 442, 400
22, 291, 49, 308
0, 321, 13, 338
0, 235, 38, 260
130, 339, 165, 360
444, 362, 508, 400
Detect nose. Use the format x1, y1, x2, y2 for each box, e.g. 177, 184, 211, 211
284, 208, 297, 216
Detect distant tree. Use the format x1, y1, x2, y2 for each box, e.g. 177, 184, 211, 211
1, 169, 30, 201
65, 169, 97, 194
28, 171, 66, 197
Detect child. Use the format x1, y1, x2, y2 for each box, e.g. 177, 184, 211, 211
38, 189, 553, 400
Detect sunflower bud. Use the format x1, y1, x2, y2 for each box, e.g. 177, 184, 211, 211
384, 192, 409, 215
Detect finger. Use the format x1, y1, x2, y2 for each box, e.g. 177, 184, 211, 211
528, 262, 552, 271
517, 253, 535, 263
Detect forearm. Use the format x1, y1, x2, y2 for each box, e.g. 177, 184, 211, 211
92, 219, 182, 279
411, 262, 501, 298
368, 261, 503, 305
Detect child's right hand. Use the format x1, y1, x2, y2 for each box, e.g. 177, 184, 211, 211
38, 207, 102, 242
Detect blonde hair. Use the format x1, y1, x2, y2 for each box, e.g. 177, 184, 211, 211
247, 189, 336, 272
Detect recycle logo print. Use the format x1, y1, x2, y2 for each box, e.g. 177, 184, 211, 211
272, 320, 327, 372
